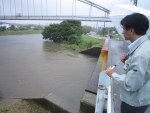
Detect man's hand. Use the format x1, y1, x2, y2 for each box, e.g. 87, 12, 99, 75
105, 66, 115, 77
120, 53, 127, 63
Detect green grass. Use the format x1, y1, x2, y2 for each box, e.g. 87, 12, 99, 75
0, 30, 42, 36
61, 35, 105, 52
0, 106, 8, 113
0, 100, 51, 113
0, 92, 2, 100
80, 35, 105, 48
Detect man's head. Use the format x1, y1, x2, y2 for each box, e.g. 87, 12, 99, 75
120, 13, 149, 41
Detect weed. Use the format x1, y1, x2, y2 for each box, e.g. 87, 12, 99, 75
62, 35, 105, 52
0, 106, 8, 112
0, 100, 51, 113
0, 92, 2, 100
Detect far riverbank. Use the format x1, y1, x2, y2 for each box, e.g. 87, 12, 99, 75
0, 30, 42, 36
0, 30, 105, 52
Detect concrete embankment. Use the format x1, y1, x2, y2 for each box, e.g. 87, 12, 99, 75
80, 47, 102, 57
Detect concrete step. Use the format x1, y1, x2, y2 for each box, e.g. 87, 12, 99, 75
7, 93, 79, 113
0, 98, 21, 106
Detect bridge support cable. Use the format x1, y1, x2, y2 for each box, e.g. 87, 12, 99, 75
75, 0, 76, 15
60, 0, 61, 16
21, 0, 23, 15
72, 0, 74, 18
2, 0, 4, 16
46, 0, 48, 16
14, 0, 16, 16
56, 0, 57, 17
10, 0, 12, 16
27, 0, 29, 17
41, 0, 43, 16
77, 0, 110, 16
33, 0, 35, 16
72, 0, 77, 17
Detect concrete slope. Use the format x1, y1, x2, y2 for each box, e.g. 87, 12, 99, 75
80, 47, 101, 57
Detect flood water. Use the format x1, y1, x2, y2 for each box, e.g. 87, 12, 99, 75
0, 34, 98, 110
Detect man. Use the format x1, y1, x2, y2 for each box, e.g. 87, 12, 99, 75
105, 13, 150, 113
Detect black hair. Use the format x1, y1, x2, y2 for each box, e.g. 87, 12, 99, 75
120, 13, 149, 35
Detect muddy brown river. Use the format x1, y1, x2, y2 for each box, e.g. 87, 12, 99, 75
0, 34, 98, 111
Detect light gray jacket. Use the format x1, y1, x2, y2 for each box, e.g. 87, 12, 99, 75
112, 35, 150, 106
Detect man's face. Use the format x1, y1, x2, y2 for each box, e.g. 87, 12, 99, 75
122, 26, 132, 40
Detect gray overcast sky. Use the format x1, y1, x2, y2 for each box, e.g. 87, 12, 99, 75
0, 0, 150, 27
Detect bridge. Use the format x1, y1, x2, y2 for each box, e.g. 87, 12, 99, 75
0, 0, 111, 22
0, 15, 111, 22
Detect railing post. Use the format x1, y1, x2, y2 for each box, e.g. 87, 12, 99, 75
107, 86, 111, 113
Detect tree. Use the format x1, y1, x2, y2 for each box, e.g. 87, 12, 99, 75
42, 20, 82, 44
10, 25, 15, 30
82, 25, 92, 34
42, 24, 61, 42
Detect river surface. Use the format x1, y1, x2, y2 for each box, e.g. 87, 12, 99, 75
0, 34, 98, 111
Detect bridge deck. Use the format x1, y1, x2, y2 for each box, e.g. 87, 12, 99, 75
0, 16, 111, 22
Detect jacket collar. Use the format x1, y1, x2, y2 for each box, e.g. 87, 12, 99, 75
129, 35, 148, 55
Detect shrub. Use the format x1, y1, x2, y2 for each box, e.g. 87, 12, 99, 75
68, 35, 81, 45
42, 20, 82, 43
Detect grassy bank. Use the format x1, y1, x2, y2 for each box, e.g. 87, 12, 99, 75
0, 92, 1, 100
0, 100, 51, 113
61, 35, 105, 52
0, 30, 42, 36
112, 34, 124, 40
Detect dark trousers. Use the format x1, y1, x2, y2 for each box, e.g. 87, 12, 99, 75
121, 101, 149, 113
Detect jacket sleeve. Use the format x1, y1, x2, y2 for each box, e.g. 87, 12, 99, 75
112, 55, 148, 91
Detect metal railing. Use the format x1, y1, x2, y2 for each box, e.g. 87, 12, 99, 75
95, 37, 114, 113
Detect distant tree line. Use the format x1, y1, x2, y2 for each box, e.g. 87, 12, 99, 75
0, 25, 44, 31
79, 25, 118, 36
97, 27, 118, 36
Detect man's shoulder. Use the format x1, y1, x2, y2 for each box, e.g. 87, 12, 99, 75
135, 39, 150, 59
